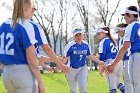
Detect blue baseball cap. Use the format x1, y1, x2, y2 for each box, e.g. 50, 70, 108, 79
73, 28, 84, 36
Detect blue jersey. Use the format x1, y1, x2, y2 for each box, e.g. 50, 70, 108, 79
30, 21, 47, 46
64, 40, 90, 68
30, 21, 48, 58
124, 21, 140, 54
119, 38, 130, 61
0, 19, 37, 65
99, 37, 118, 61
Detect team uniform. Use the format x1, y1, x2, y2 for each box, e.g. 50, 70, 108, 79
124, 20, 140, 93
0, 19, 38, 93
64, 40, 90, 93
119, 37, 132, 93
30, 21, 48, 58
99, 37, 125, 93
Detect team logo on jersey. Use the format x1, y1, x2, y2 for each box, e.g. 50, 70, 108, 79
138, 28, 140, 37
72, 47, 77, 49
73, 50, 87, 54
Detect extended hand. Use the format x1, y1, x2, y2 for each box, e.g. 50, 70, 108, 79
104, 63, 115, 75
45, 67, 54, 72
59, 64, 69, 74
58, 56, 67, 64
98, 61, 105, 77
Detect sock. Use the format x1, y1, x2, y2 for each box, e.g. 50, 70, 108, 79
110, 89, 117, 93
117, 83, 125, 93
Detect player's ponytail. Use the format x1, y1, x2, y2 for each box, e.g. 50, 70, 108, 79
101, 26, 117, 47
12, 0, 32, 28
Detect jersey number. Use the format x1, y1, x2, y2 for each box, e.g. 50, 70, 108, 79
110, 43, 117, 53
79, 55, 83, 61
0, 32, 14, 55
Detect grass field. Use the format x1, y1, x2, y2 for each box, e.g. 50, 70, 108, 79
0, 71, 121, 93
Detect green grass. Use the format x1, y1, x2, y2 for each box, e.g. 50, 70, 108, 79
0, 71, 121, 93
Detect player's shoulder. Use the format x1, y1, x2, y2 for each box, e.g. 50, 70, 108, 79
18, 19, 34, 31
30, 21, 41, 33
100, 37, 109, 44
1, 18, 11, 26
0, 18, 12, 31
82, 40, 89, 45
126, 21, 140, 30
66, 41, 76, 47
18, 19, 32, 27
30, 20, 39, 27
4, 18, 11, 24
99, 37, 111, 47
64, 41, 76, 50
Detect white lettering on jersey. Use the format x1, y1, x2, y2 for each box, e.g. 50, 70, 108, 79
110, 43, 117, 53
0, 32, 14, 55
138, 28, 140, 36
73, 50, 87, 55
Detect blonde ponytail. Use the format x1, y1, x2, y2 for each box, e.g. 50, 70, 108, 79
12, 0, 32, 28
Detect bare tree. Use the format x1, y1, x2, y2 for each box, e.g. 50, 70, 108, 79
34, 0, 64, 53
92, 0, 122, 26
73, 0, 89, 42
34, 1, 52, 47
137, 0, 140, 9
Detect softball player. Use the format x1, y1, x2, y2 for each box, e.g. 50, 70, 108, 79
115, 23, 132, 93
96, 27, 125, 93
105, 6, 140, 93
64, 28, 104, 93
0, 0, 45, 93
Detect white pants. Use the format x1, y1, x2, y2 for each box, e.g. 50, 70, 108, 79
2, 65, 38, 93
129, 53, 140, 93
116, 60, 123, 85
66, 65, 88, 93
123, 60, 132, 93
105, 59, 120, 90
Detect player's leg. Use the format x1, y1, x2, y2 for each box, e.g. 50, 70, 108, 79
66, 67, 78, 93
105, 73, 117, 93
129, 53, 140, 93
11, 65, 38, 93
116, 61, 125, 93
117, 83, 125, 93
105, 59, 120, 93
2, 66, 16, 93
77, 66, 88, 93
123, 60, 132, 93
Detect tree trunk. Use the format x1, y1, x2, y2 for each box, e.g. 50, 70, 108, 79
138, 0, 140, 9
45, 32, 52, 48
60, 29, 63, 55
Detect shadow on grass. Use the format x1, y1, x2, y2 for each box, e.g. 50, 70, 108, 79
44, 73, 69, 93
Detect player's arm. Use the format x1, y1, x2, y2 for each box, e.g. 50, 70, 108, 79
26, 45, 45, 93
38, 56, 53, 63
105, 41, 130, 74
41, 44, 69, 74
37, 26, 69, 74
87, 54, 104, 65
87, 54, 105, 76
38, 55, 67, 63
39, 62, 54, 72
110, 41, 130, 67
58, 56, 69, 64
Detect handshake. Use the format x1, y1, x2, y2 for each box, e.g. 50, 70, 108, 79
98, 61, 116, 77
